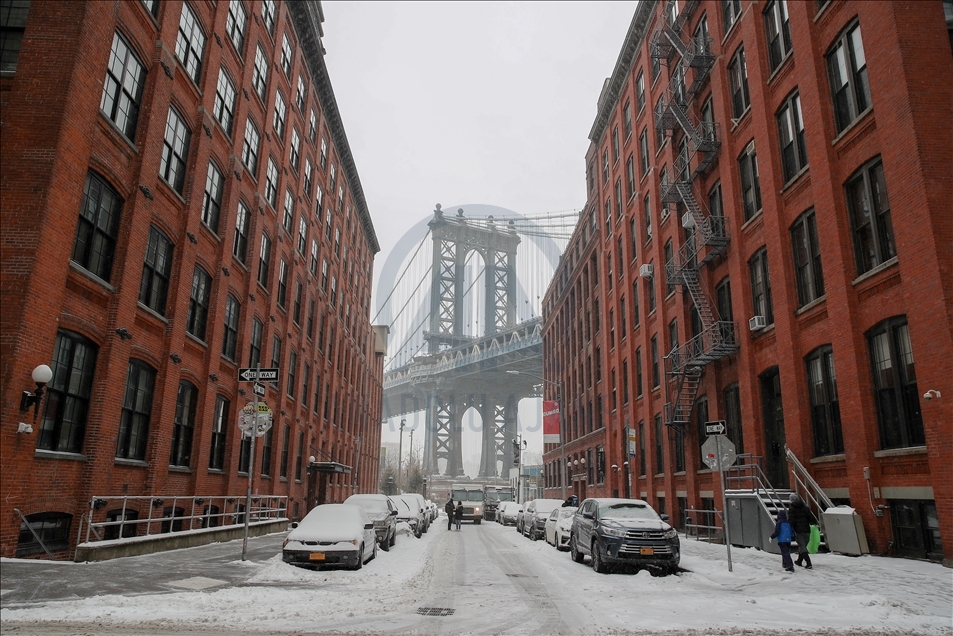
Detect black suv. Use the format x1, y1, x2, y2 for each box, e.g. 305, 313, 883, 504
569, 498, 680, 574
343, 494, 399, 551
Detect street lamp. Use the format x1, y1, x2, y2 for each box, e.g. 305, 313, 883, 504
506, 370, 566, 499
397, 419, 405, 493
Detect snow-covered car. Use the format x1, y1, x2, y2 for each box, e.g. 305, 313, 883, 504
497, 501, 520, 526
283, 504, 377, 570
570, 498, 680, 575
393, 494, 427, 538
522, 498, 564, 540
425, 499, 438, 522
343, 494, 399, 551
545, 506, 576, 550
515, 501, 530, 534
404, 493, 433, 531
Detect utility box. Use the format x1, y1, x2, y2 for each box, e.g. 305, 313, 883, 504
821, 506, 869, 556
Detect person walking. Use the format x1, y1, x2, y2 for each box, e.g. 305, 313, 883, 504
787, 493, 818, 569
454, 501, 463, 530
770, 509, 796, 572
445, 496, 455, 531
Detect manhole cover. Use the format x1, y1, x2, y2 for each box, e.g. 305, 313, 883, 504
417, 607, 456, 617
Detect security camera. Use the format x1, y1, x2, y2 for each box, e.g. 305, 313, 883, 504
17, 422, 33, 434
923, 389, 942, 400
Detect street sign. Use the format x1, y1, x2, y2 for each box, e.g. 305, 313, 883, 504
701, 435, 737, 472
237, 401, 273, 437
253, 382, 266, 397
705, 420, 726, 435
238, 368, 279, 382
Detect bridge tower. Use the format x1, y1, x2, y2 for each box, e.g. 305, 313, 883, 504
424, 205, 521, 477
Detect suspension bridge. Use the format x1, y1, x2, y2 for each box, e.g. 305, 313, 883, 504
374, 203, 577, 477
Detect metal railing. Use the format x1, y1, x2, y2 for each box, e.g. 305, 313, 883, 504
724, 454, 790, 516
77, 495, 288, 546
787, 447, 834, 519
683, 508, 724, 543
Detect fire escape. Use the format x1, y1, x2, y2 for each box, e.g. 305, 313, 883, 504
651, 0, 738, 436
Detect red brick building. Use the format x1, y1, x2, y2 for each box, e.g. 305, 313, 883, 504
0, 0, 384, 558
541, 0, 952, 565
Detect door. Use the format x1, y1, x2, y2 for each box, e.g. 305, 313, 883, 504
760, 367, 788, 489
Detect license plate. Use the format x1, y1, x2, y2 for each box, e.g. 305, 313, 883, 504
309, 552, 326, 561
639, 547, 655, 555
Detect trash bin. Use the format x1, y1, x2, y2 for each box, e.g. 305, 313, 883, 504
820, 506, 869, 556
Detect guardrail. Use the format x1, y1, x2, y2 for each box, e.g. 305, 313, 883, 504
683, 507, 724, 543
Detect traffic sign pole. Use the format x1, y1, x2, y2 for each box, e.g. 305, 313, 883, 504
716, 434, 733, 572
241, 363, 261, 561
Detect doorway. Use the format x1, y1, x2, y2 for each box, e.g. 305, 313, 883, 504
760, 367, 788, 489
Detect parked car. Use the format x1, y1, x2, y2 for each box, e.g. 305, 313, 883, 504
522, 498, 564, 540
282, 503, 377, 570
497, 501, 520, 526
569, 498, 680, 575
424, 499, 438, 523
393, 494, 427, 538
405, 493, 432, 531
515, 501, 530, 534
343, 494, 399, 551
545, 506, 576, 550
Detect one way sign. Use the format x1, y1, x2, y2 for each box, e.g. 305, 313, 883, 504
705, 420, 726, 435
238, 368, 279, 382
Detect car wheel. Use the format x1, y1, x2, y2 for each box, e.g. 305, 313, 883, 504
380, 531, 390, 552
389, 529, 397, 548
353, 544, 364, 570
414, 525, 422, 539
591, 539, 608, 574
570, 535, 585, 563
530, 527, 538, 541
369, 540, 378, 562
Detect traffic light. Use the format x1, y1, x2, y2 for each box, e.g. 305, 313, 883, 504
513, 438, 521, 465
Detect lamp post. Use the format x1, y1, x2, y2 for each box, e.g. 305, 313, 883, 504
506, 370, 566, 500
397, 419, 405, 493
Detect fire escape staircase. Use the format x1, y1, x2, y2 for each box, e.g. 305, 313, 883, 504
651, 1, 738, 435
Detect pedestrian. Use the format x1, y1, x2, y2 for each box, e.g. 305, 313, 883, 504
787, 493, 818, 569
562, 494, 578, 508
445, 496, 455, 531
454, 501, 463, 530
770, 509, 796, 572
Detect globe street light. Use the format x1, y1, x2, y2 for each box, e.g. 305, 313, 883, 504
506, 370, 566, 499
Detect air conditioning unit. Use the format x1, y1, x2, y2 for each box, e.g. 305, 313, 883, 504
749, 315, 767, 331
681, 211, 695, 229
639, 264, 654, 278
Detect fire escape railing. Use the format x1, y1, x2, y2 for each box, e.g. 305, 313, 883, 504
653, 0, 738, 433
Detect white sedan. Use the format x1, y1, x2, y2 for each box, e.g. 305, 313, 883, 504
283, 504, 377, 570
545, 506, 576, 551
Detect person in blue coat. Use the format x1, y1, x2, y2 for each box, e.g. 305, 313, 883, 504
770, 509, 796, 572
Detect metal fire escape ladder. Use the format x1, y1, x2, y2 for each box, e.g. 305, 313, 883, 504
652, 2, 738, 434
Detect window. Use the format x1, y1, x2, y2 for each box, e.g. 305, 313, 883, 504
724, 383, 744, 454
728, 46, 750, 118
309, 109, 317, 142
209, 395, 229, 470
201, 161, 224, 233
868, 317, 923, 449
307, 297, 315, 339
315, 184, 324, 208
635, 70, 645, 112
72, 171, 122, 282
695, 395, 709, 468
252, 44, 268, 101
612, 127, 620, 162
139, 225, 174, 315
334, 227, 341, 256
805, 346, 843, 456
238, 435, 251, 473
330, 275, 337, 306
296, 75, 306, 110
655, 96, 665, 147
651, 335, 660, 388
257, 232, 271, 288
175, 3, 205, 83
321, 258, 329, 291
265, 157, 279, 207
277, 259, 288, 308
664, 240, 675, 295
668, 318, 679, 356
293, 279, 302, 324
723, 0, 742, 32
302, 363, 310, 407
17, 512, 71, 557
303, 157, 313, 197
296, 431, 305, 480
273, 90, 286, 139
37, 330, 98, 454
116, 360, 156, 460
632, 281, 641, 328
103, 508, 138, 539
0, 0, 30, 73
226, 0, 246, 52
708, 181, 723, 217
623, 101, 632, 139
716, 277, 733, 322
261, 0, 275, 34
738, 142, 762, 221
159, 106, 191, 193
602, 149, 609, 184
646, 263, 656, 312
643, 192, 652, 240
233, 200, 250, 262
186, 265, 212, 340
638, 421, 646, 476
828, 22, 871, 134
101, 32, 146, 141
242, 117, 260, 174
270, 335, 282, 387
791, 209, 825, 307
249, 317, 263, 367
297, 215, 308, 255
290, 128, 300, 170
280, 33, 293, 77
170, 381, 197, 467
765, 0, 792, 71
287, 350, 297, 398
212, 67, 236, 135
282, 189, 295, 234
655, 414, 664, 474
651, 52, 660, 81
222, 294, 240, 360
280, 424, 290, 478
749, 247, 774, 326
626, 155, 636, 199
310, 239, 319, 275
777, 92, 808, 181
846, 158, 895, 275
320, 137, 328, 168
615, 179, 623, 219
260, 426, 273, 476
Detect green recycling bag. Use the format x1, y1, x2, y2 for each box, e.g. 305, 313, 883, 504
807, 524, 821, 554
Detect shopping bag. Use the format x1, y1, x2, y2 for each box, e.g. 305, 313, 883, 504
807, 524, 821, 554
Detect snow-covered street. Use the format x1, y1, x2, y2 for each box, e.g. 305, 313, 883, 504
1, 517, 951, 635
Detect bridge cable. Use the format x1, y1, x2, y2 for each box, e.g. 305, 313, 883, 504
371, 226, 432, 324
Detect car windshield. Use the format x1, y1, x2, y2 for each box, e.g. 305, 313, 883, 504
467, 491, 482, 501
486, 491, 500, 503
598, 502, 660, 521
346, 497, 387, 513
558, 508, 576, 519
498, 492, 513, 502
451, 489, 467, 501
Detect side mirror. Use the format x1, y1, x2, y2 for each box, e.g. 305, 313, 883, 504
583, 511, 594, 520
390, 509, 398, 516
290, 522, 299, 529
365, 522, 374, 529
660, 514, 670, 522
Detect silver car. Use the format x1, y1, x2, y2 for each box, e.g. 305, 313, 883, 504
282, 504, 377, 570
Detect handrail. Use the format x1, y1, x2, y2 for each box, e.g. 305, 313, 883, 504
684, 507, 724, 543
14, 508, 56, 560
786, 447, 834, 521
725, 454, 789, 516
